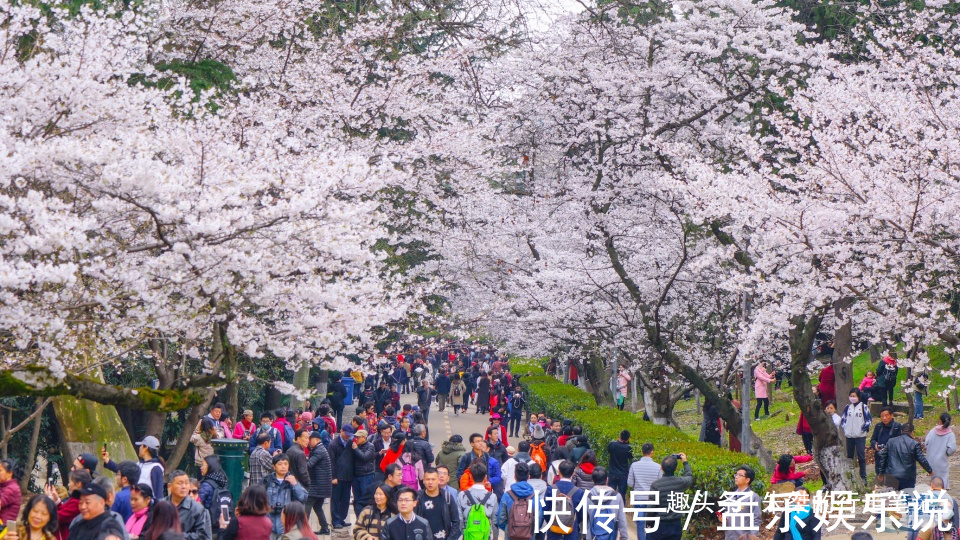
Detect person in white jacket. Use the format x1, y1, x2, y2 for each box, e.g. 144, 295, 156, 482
925, 412, 958, 489
584, 467, 628, 540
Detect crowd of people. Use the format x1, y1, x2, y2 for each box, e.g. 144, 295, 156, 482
2, 345, 956, 540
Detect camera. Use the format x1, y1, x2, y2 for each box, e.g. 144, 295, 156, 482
272, 502, 284, 514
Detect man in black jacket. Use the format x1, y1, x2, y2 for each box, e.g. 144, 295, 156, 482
606, 429, 634, 500
648, 454, 693, 540
306, 431, 332, 536
870, 407, 902, 475
68, 482, 127, 540
374, 380, 392, 416
417, 380, 437, 425
328, 373, 348, 432
329, 425, 355, 529
383, 487, 433, 540
877, 423, 932, 490
351, 429, 377, 516
416, 468, 461, 540
407, 424, 435, 465
287, 428, 311, 488
435, 371, 452, 412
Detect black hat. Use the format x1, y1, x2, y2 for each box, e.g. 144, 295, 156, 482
77, 452, 98, 473
78, 482, 108, 500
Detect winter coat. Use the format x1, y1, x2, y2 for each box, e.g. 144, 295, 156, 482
870, 420, 903, 450
435, 374, 452, 395
329, 434, 355, 481
353, 440, 377, 477
286, 443, 311, 488
876, 357, 899, 388
167, 495, 212, 540
190, 432, 215, 466
328, 380, 347, 411
406, 436, 435, 466
353, 505, 395, 540
0, 478, 21, 524
307, 442, 333, 499
264, 475, 308, 536
436, 441, 466, 473
753, 365, 774, 399
606, 440, 633, 477
477, 376, 491, 405
55, 495, 81, 540
770, 454, 812, 484
199, 470, 228, 513
573, 463, 596, 490
877, 433, 932, 483
818, 365, 836, 404
925, 426, 957, 489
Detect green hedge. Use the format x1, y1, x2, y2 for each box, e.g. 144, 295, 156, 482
513, 358, 767, 499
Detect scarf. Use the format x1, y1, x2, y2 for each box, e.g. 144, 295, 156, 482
936, 425, 953, 436
126, 507, 150, 536
790, 506, 811, 540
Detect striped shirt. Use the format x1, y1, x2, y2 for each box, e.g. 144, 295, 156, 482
626, 457, 662, 501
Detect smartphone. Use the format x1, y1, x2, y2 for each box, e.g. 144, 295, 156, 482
220, 504, 230, 522
102, 443, 107, 453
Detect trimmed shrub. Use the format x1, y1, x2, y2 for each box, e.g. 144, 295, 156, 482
515, 360, 767, 499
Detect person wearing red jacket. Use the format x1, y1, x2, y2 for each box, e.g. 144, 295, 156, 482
46, 469, 90, 540
771, 454, 813, 486
379, 435, 408, 472
818, 364, 836, 406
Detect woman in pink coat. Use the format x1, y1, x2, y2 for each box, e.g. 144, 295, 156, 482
754, 362, 775, 420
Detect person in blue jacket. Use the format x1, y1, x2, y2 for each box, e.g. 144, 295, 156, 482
497, 462, 542, 534
248, 411, 283, 455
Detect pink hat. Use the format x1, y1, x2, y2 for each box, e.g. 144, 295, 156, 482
489, 413, 501, 420
300, 412, 314, 423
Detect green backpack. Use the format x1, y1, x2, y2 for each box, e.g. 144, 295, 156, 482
463, 490, 493, 540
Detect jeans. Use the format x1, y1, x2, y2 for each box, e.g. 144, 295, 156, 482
914, 392, 924, 418
846, 437, 867, 481
508, 415, 522, 437
754, 397, 769, 419
352, 474, 375, 516
331, 480, 352, 527
306, 496, 328, 530
636, 511, 647, 540
609, 474, 628, 501
648, 519, 682, 540
422, 406, 430, 425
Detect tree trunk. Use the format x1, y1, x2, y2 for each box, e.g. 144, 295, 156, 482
222, 339, 239, 417
582, 349, 614, 406
21, 397, 46, 492
642, 379, 673, 426
789, 312, 863, 491
832, 298, 854, 408
164, 396, 213, 471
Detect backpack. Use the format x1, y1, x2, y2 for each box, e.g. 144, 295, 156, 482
204, 481, 234, 529
454, 384, 463, 397
549, 486, 580, 535
506, 491, 534, 540
463, 491, 493, 540
529, 442, 547, 470
397, 454, 422, 489
587, 489, 618, 540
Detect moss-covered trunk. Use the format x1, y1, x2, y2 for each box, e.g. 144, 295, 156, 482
53, 396, 136, 478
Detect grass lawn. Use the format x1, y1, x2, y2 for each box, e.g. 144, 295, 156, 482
670, 345, 956, 474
